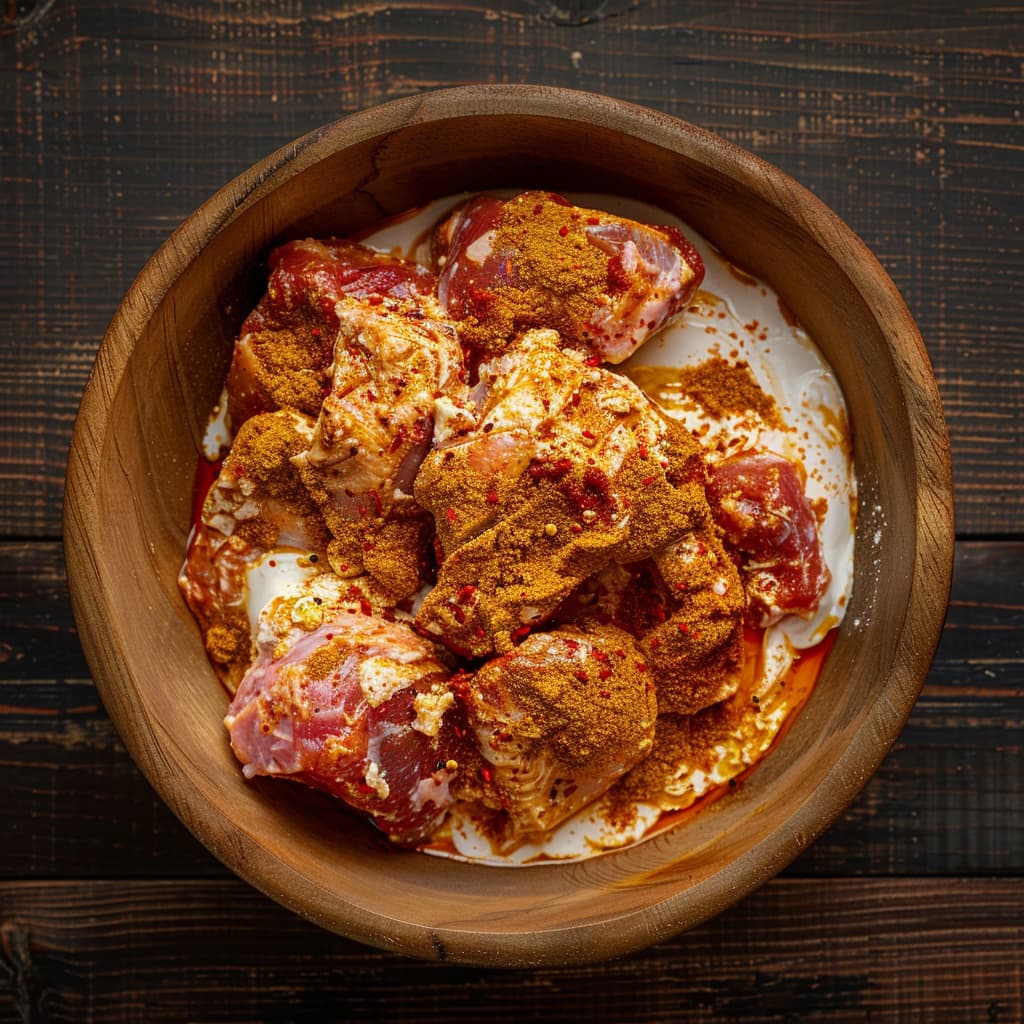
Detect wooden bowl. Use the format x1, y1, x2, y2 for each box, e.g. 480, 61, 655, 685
64, 85, 953, 967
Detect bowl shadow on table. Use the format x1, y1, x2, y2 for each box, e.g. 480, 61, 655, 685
63, 85, 953, 968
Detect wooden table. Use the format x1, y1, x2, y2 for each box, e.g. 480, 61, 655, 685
2, 2, 1021, 1020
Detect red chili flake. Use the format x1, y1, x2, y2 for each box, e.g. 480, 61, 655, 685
369, 488, 383, 516
564, 638, 581, 653
678, 622, 690, 634
268, 559, 277, 567
584, 355, 602, 367
445, 507, 457, 524
599, 688, 611, 698
649, 638, 661, 650
570, 391, 581, 407
310, 326, 321, 336
674, 582, 688, 592
452, 605, 467, 625
638, 443, 649, 459
581, 429, 596, 440
387, 424, 409, 453
559, 225, 569, 237
574, 670, 588, 683
511, 625, 532, 644
362, 542, 375, 552
642, 475, 656, 487
636, 663, 648, 674
325, 633, 334, 640
592, 650, 610, 663
367, 295, 384, 306
586, 216, 600, 225
456, 585, 477, 605
359, 598, 373, 616
533, 203, 543, 215
571, 524, 583, 534
480, 766, 494, 784
529, 457, 573, 480
598, 668, 612, 681
606, 254, 630, 294
615, 648, 626, 658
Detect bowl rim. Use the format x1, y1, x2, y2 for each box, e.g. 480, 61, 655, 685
63, 84, 955, 966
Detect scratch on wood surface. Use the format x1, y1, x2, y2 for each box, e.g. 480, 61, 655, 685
536, 0, 640, 27
0, 920, 41, 1024
1, 0, 56, 34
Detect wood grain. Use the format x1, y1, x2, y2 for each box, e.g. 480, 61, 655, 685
0, 877, 1021, 1023
2, 1, 1020, 536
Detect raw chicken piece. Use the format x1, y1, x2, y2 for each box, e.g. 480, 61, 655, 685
555, 536, 746, 716
179, 411, 330, 689
452, 625, 656, 848
707, 450, 830, 625
413, 327, 743, 699
293, 295, 471, 600
225, 612, 463, 845
432, 190, 704, 362
226, 238, 436, 427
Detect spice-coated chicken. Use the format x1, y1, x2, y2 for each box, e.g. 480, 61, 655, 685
432, 190, 704, 363
292, 295, 472, 600
225, 610, 463, 845
179, 410, 330, 690
451, 625, 657, 848
413, 328, 745, 714
226, 238, 436, 428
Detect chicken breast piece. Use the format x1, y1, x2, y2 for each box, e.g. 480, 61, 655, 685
433, 190, 704, 362
225, 612, 462, 845
226, 238, 436, 427
293, 295, 471, 600
453, 625, 656, 849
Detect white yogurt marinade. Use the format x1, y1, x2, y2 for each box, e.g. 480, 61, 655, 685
212, 194, 856, 864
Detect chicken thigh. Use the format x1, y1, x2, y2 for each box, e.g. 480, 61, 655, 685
452, 624, 657, 849
226, 238, 436, 427
179, 410, 330, 689
432, 190, 704, 362
292, 295, 471, 600
413, 328, 745, 713
225, 611, 463, 845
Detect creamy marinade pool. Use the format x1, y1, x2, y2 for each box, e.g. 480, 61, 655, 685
183, 191, 856, 865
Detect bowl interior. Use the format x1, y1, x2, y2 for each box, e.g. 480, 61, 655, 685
64, 87, 953, 967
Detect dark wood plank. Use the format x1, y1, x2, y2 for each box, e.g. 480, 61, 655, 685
2, 539, 1020, 879
1, 1, 1021, 536
0, 877, 1021, 1022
